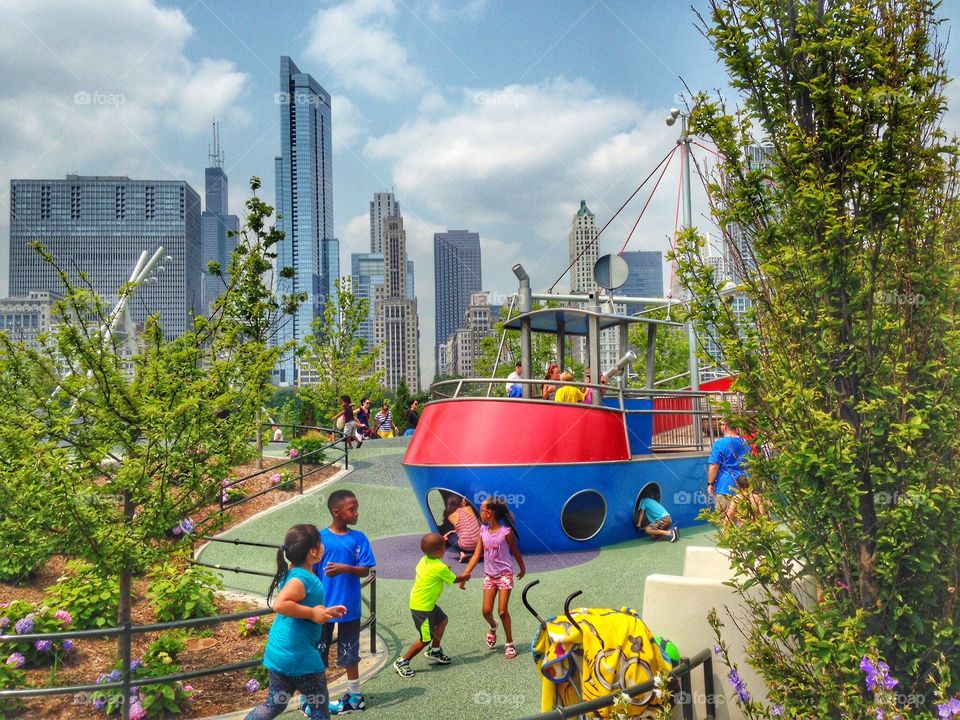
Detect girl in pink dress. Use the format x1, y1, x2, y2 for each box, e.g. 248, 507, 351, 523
460, 497, 526, 658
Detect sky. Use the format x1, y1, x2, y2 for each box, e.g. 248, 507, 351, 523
1, 0, 958, 382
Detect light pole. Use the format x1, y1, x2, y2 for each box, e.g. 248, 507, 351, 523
666, 107, 700, 392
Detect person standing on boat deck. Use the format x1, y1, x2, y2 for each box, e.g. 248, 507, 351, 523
505, 362, 523, 398
555, 371, 585, 403
707, 420, 752, 515
541, 363, 561, 400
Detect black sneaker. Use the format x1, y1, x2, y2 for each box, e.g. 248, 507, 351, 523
424, 646, 452, 664
670, 527, 679, 543
393, 657, 414, 677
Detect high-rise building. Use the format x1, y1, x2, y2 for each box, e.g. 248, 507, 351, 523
369, 191, 399, 254
0, 291, 58, 348
439, 291, 497, 377
569, 200, 598, 295
374, 215, 421, 391
616, 251, 663, 299
9, 175, 201, 338
433, 230, 482, 368
351, 251, 415, 352
274, 56, 337, 385
201, 121, 240, 315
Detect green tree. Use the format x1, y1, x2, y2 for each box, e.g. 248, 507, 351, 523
393, 377, 412, 434
298, 277, 384, 424
474, 302, 564, 396
626, 305, 693, 390
677, 1, 959, 715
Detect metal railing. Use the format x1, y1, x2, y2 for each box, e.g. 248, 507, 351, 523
516, 647, 715, 720
0, 553, 378, 716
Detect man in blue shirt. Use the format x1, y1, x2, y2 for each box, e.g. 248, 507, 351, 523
707, 420, 752, 515
312, 489, 376, 715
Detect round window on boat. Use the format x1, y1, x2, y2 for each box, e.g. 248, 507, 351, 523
561, 490, 607, 541
633, 483, 662, 526
426, 488, 470, 533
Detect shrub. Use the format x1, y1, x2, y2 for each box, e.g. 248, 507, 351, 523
0, 600, 76, 667
288, 430, 328, 462
146, 562, 221, 622
237, 614, 267, 638
0, 657, 27, 715
46, 560, 119, 630
142, 630, 187, 667
0, 520, 55, 583
268, 471, 296, 492
91, 662, 194, 717
220, 479, 247, 505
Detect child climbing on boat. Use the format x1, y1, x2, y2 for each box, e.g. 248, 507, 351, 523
442, 494, 480, 563
460, 496, 526, 658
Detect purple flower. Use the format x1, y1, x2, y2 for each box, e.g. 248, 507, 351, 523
727, 669, 750, 703
14, 616, 34, 634
0, 617, 9, 631
92, 696, 107, 711
62, 639, 75, 652
6, 652, 26, 668
938, 698, 960, 718
97, 669, 122, 685
221, 478, 231, 487
179, 518, 194, 534
171, 525, 183, 536
245, 678, 261, 692
713, 644, 722, 655
773, 705, 784, 716
55, 609, 73, 626
184, 684, 194, 693
130, 658, 142, 672
876, 709, 885, 720
34, 639, 53, 653
270, 472, 282, 484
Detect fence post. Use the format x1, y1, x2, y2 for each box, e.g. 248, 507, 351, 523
678, 656, 694, 720
299, 455, 304, 495
703, 654, 716, 719
369, 573, 376, 654
120, 620, 132, 720
344, 436, 349, 470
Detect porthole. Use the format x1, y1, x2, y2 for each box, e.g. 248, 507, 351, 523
633, 483, 662, 526
561, 490, 607, 541
425, 488, 479, 535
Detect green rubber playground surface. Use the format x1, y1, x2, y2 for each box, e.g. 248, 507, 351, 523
198, 439, 716, 719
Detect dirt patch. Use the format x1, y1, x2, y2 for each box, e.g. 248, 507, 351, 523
1, 457, 346, 718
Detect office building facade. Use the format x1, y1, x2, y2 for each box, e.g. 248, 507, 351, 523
9, 175, 201, 338
433, 230, 482, 368
374, 215, 421, 391
369, 191, 400, 254
616, 251, 663, 299
274, 56, 338, 384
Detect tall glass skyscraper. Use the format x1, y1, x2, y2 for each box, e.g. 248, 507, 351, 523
9, 175, 201, 338
433, 230, 482, 367
201, 121, 239, 315
274, 56, 337, 385
615, 251, 663, 299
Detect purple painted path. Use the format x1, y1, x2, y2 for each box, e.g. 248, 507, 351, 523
369, 533, 599, 580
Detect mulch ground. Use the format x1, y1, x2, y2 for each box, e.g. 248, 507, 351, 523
0, 456, 343, 719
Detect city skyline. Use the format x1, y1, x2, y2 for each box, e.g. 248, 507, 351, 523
1, 1, 958, 380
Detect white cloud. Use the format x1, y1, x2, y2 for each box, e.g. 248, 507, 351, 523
332, 95, 368, 148
417, 0, 487, 22
305, 0, 427, 100
0, 0, 250, 296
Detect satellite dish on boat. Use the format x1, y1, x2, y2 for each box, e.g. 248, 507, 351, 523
593, 253, 629, 291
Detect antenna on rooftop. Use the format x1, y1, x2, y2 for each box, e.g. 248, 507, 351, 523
208, 118, 223, 169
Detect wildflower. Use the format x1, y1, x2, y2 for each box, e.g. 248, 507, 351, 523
179, 518, 195, 534
14, 616, 34, 634
876, 709, 885, 720
6, 652, 26, 668
184, 685, 194, 693
289, 448, 299, 459
62, 639, 75, 652
221, 478, 231, 487
245, 678, 261, 692
129, 699, 147, 720
171, 525, 183, 536
97, 669, 122, 684
727, 669, 750, 703
92, 696, 107, 711
0, 617, 9, 631
713, 644, 722, 655
130, 658, 142, 671
55, 609, 73, 625
35, 639, 53, 653
773, 705, 784, 716
938, 698, 960, 718
270, 472, 282, 484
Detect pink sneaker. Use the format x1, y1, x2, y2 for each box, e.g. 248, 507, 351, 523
504, 643, 517, 659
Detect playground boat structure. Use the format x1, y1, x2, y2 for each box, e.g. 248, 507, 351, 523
402, 267, 738, 554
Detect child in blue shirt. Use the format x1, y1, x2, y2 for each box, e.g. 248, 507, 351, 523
245, 524, 346, 720
312, 489, 376, 715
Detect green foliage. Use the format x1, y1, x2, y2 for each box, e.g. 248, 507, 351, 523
268, 469, 296, 492
237, 614, 268, 638
146, 562, 221, 622
0, 518, 56, 583
677, 1, 960, 715
289, 431, 328, 462
142, 630, 187, 667
0, 658, 26, 715
627, 306, 692, 390
46, 561, 119, 630
246, 637, 270, 686
393, 377, 412, 434
298, 277, 385, 421
92, 661, 194, 717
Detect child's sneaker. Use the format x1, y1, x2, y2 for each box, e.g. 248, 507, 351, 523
393, 657, 414, 678
504, 643, 518, 659
328, 692, 367, 714
423, 646, 452, 664
670, 527, 680, 543
485, 623, 498, 649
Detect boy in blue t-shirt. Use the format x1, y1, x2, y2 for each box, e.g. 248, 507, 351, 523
311, 489, 376, 715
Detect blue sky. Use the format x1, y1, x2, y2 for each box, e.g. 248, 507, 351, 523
1, 0, 958, 381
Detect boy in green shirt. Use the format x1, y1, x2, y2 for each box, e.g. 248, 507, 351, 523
393, 533, 470, 677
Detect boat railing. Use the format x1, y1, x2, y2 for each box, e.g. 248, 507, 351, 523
429, 378, 745, 453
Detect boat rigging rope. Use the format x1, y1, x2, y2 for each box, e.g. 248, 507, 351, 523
617, 144, 679, 256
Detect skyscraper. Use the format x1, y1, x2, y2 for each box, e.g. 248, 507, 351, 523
9, 175, 201, 338
369, 191, 399, 254
616, 251, 663, 299
433, 230, 481, 368
569, 200, 598, 295
374, 215, 421, 391
274, 56, 337, 385
351, 251, 416, 352
201, 121, 239, 315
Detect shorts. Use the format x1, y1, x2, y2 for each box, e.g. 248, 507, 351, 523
378, 429, 394, 439
483, 573, 514, 591
411, 606, 447, 643
644, 516, 672, 531
342, 421, 356, 440
318, 618, 361, 668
